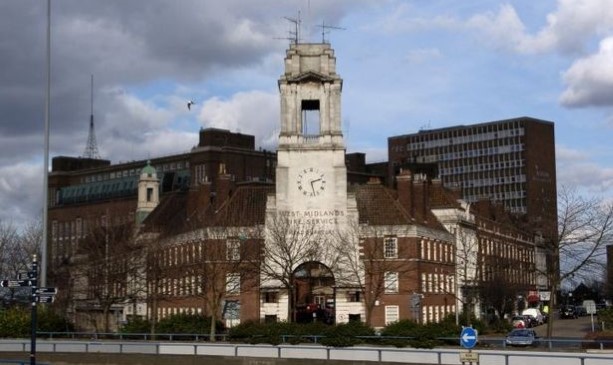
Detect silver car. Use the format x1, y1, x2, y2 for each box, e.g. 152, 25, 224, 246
505, 329, 539, 347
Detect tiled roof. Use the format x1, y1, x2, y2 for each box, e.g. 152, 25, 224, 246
141, 191, 191, 236
144, 180, 453, 235
354, 184, 412, 225
214, 185, 273, 226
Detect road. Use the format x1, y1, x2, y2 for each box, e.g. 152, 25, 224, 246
534, 314, 598, 338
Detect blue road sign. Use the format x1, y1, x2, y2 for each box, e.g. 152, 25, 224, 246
460, 327, 478, 349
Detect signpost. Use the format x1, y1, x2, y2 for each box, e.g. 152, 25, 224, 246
0, 255, 58, 365
459, 327, 479, 364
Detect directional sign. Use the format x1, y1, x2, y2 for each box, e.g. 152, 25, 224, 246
460, 351, 479, 363
36, 287, 58, 295
460, 327, 478, 349
0, 279, 36, 288
35, 295, 55, 303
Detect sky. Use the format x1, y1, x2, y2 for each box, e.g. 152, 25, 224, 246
1, 0, 613, 229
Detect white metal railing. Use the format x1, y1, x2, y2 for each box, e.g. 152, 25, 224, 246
1, 339, 612, 365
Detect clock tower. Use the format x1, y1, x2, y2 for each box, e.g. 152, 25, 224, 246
271, 43, 351, 216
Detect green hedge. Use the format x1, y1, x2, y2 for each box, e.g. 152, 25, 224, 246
0, 307, 73, 337
121, 312, 224, 335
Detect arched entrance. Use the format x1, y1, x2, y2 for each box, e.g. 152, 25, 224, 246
292, 261, 335, 324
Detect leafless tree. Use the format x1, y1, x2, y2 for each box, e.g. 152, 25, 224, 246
543, 186, 613, 337
0, 219, 41, 305
332, 221, 422, 326
76, 219, 138, 333
259, 211, 329, 322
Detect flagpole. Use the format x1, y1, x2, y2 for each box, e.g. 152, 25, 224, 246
41, 0, 51, 287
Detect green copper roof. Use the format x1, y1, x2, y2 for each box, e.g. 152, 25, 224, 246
141, 160, 156, 177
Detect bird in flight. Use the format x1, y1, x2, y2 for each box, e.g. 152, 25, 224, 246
187, 100, 196, 110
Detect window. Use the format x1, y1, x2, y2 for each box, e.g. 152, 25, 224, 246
263, 292, 278, 303
383, 237, 398, 259
385, 305, 399, 325
226, 239, 241, 261
384, 272, 399, 293
226, 273, 240, 294
147, 187, 153, 202
348, 291, 361, 302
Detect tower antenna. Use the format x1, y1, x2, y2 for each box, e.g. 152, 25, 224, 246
317, 20, 345, 43
83, 74, 101, 159
283, 11, 301, 44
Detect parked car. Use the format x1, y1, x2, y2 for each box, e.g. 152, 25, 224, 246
560, 305, 578, 319
522, 308, 544, 325
505, 328, 540, 347
522, 315, 537, 328
575, 306, 587, 316
511, 316, 527, 328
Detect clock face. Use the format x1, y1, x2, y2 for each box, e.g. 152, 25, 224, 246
296, 167, 326, 197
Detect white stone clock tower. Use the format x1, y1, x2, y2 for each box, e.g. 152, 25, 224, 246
263, 43, 360, 323
272, 43, 350, 217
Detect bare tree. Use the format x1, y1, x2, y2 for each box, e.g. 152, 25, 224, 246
332, 221, 423, 326
259, 212, 328, 322
77, 219, 138, 333
0, 220, 41, 305
543, 186, 613, 337
0, 220, 20, 279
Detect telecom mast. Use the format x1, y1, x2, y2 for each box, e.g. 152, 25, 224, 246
83, 75, 101, 159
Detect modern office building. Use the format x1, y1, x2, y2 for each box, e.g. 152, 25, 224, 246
388, 117, 557, 239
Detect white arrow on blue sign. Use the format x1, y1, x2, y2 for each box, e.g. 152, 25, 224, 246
460, 327, 478, 349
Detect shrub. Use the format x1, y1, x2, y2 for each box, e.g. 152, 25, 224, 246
0, 307, 29, 338
0, 307, 73, 338
37, 308, 74, 333
155, 312, 224, 335
379, 320, 420, 347
598, 308, 613, 329
320, 321, 375, 347
120, 317, 151, 334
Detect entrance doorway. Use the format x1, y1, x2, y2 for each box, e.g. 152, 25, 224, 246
292, 261, 335, 324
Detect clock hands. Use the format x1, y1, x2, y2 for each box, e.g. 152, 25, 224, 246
310, 178, 322, 194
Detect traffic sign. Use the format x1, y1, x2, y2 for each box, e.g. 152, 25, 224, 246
460, 327, 478, 349
17, 271, 37, 280
460, 351, 479, 363
0, 279, 36, 288
35, 295, 55, 303
36, 287, 58, 295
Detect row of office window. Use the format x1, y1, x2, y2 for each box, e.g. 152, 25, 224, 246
149, 273, 240, 297
480, 238, 534, 263
403, 124, 526, 151
156, 239, 242, 268
384, 304, 457, 325
421, 272, 455, 294
420, 239, 454, 263
81, 160, 189, 184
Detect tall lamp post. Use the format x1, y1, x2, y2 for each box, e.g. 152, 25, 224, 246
41, 0, 51, 287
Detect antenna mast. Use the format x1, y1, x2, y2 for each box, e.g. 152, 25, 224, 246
83, 74, 101, 159
283, 11, 301, 44
318, 20, 345, 43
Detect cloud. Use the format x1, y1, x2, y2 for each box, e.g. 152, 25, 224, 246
0, 163, 44, 227
198, 91, 280, 150
560, 37, 613, 107
557, 145, 613, 194
467, 1, 613, 55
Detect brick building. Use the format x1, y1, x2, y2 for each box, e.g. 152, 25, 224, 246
46, 42, 544, 331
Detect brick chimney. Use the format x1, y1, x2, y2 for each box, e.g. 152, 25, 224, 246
215, 163, 233, 210
412, 174, 430, 221
187, 179, 211, 217
396, 169, 413, 216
